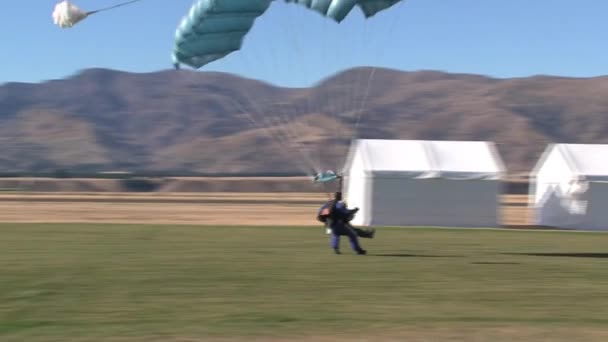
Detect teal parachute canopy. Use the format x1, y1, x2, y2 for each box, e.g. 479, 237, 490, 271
313, 170, 340, 183
172, 0, 403, 69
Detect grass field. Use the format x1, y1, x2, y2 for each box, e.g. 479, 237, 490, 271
2, 223, 608, 341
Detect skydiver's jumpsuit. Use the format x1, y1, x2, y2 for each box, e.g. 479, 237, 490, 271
325, 201, 365, 254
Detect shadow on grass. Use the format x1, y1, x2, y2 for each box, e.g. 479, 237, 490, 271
370, 253, 464, 258
505, 252, 608, 259
471, 261, 521, 265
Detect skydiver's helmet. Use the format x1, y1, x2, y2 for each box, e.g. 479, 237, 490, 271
334, 191, 343, 201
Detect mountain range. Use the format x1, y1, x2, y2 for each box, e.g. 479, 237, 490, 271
1, 67, 607, 175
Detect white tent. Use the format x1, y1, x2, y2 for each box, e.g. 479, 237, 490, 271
530, 143, 608, 231
343, 139, 506, 228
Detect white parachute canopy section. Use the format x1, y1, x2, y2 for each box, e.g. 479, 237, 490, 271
52, 1, 88, 28
52, 0, 145, 29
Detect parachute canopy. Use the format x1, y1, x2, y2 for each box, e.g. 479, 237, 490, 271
172, 0, 404, 69
52, 1, 88, 28
314, 170, 341, 183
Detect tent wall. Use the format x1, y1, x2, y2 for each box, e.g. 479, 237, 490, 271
367, 177, 501, 227
535, 181, 608, 231
582, 182, 608, 230
531, 143, 608, 230
431, 141, 505, 177
535, 185, 580, 229
561, 144, 608, 177
344, 151, 371, 226
343, 139, 504, 228
361, 140, 431, 172
532, 146, 575, 225
534, 147, 574, 200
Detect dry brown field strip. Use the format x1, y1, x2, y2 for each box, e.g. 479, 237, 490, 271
0, 193, 531, 226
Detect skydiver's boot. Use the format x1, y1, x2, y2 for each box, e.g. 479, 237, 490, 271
354, 227, 375, 239
347, 234, 366, 255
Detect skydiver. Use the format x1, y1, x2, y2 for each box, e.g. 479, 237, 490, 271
317, 192, 369, 255
318, 196, 375, 238
318, 194, 375, 239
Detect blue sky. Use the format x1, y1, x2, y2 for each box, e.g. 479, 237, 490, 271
1, 0, 607, 87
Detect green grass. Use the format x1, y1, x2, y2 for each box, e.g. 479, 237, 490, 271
2, 223, 608, 341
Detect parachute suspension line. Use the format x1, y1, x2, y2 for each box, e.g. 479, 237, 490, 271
352, 15, 378, 139
324, 12, 370, 174
273, 3, 327, 175
343, 12, 373, 158
282, 100, 322, 175
353, 67, 376, 133
348, 12, 379, 144
264, 106, 305, 163
304, 10, 334, 172
267, 113, 317, 175
219, 13, 319, 177
341, 15, 368, 145
216, 33, 308, 175
86, 0, 146, 15
276, 92, 324, 174
53, 0, 149, 29
272, 102, 317, 173
225, 46, 311, 175
311, 6, 328, 120
284, 95, 322, 173
272, 103, 321, 174
275, 104, 317, 176
256, 3, 321, 176
243, 107, 303, 177
282, 5, 324, 173
353, 1, 406, 139
266, 98, 320, 176
229, 98, 316, 176
317, 15, 349, 173
356, 12, 376, 122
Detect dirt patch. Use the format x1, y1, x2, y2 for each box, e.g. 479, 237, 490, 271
0, 193, 530, 226
0, 177, 322, 193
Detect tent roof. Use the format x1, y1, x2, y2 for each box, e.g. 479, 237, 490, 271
535, 144, 608, 179
346, 139, 506, 179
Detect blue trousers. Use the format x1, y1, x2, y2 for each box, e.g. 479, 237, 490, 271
330, 223, 363, 252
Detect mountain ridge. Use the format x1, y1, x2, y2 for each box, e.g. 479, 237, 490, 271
1, 67, 607, 174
